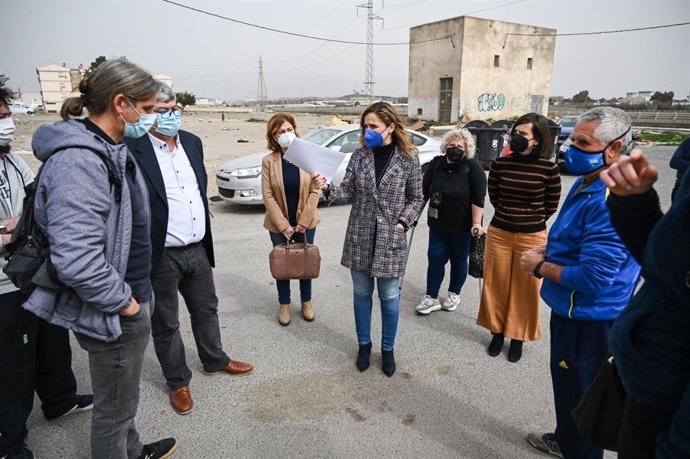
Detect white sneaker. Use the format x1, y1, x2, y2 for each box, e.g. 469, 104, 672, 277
442, 292, 460, 311
416, 295, 441, 315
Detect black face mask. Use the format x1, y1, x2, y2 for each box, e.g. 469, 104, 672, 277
446, 146, 465, 162
510, 132, 532, 154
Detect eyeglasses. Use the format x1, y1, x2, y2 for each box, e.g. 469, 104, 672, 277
157, 106, 183, 119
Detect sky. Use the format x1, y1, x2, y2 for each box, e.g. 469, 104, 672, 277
3, 0, 689, 101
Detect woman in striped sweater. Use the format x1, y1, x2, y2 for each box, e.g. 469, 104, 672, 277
476, 113, 561, 362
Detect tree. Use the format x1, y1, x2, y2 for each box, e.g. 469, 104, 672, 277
83, 56, 107, 78
176, 91, 196, 107
650, 91, 674, 109
572, 90, 591, 104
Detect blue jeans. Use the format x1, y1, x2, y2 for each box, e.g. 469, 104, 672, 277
350, 270, 400, 351
75, 301, 152, 459
269, 228, 316, 304
426, 228, 472, 298
152, 243, 230, 390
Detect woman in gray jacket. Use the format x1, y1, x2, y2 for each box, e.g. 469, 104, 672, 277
315, 101, 423, 376
25, 59, 177, 459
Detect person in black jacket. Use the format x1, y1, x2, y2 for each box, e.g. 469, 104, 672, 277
125, 82, 253, 417
601, 150, 690, 458
669, 137, 690, 202
415, 127, 486, 315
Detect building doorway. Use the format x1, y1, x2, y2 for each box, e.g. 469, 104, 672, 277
530, 95, 544, 114
439, 77, 453, 124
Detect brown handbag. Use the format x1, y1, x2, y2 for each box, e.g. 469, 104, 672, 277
269, 240, 321, 280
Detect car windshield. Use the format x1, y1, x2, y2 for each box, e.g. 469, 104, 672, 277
560, 117, 577, 127
302, 128, 341, 146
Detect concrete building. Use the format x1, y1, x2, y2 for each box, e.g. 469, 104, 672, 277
153, 73, 173, 88
36, 64, 83, 113
408, 16, 556, 123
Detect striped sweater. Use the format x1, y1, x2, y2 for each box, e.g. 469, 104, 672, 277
488, 154, 561, 233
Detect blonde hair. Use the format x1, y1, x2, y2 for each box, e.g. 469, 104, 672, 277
440, 127, 476, 159
359, 101, 417, 157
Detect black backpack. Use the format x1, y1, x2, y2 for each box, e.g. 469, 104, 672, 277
3, 148, 122, 293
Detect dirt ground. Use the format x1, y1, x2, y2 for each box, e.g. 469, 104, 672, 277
11, 111, 338, 194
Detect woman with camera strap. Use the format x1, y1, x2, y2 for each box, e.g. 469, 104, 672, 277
415, 127, 487, 316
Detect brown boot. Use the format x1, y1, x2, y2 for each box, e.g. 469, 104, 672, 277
279, 304, 291, 326
301, 301, 315, 321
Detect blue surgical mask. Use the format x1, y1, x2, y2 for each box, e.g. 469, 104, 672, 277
364, 129, 384, 149
155, 112, 182, 137
565, 125, 632, 175
122, 100, 156, 139
564, 144, 606, 175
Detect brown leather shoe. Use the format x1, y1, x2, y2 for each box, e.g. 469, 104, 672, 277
170, 386, 193, 415
205, 360, 254, 376
301, 301, 315, 321
279, 304, 290, 326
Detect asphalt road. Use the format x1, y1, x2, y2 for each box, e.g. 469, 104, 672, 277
26, 146, 677, 458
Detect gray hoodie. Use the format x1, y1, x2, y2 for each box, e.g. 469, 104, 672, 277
24, 120, 149, 342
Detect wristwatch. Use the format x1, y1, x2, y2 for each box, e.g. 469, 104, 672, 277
533, 260, 546, 279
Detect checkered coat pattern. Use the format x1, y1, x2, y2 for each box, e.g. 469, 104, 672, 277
328, 146, 423, 278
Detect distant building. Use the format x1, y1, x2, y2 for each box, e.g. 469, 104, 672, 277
36, 64, 84, 113
408, 16, 556, 123
195, 97, 224, 106
153, 73, 173, 88
622, 91, 654, 105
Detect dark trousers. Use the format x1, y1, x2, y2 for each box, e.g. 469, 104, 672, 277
617, 395, 675, 458
269, 228, 316, 304
75, 301, 151, 459
0, 290, 77, 453
152, 242, 230, 391
425, 228, 471, 298
550, 311, 611, 459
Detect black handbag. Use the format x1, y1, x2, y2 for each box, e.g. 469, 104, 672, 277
468, 232, 486, 278
571, 355, 626, 452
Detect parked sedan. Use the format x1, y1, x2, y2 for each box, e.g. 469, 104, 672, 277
216, 124, 442, 205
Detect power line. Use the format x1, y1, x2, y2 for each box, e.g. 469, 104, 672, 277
160, 0, 453, 45
503, 21, 690, 46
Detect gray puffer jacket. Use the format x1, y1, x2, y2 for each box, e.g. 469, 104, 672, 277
23, 120, 147, 342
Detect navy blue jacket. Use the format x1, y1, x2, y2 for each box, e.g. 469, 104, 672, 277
608, 168, 690, 458
124, 130, 214, 276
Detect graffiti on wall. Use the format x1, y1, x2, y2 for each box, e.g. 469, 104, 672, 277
477, 93, 505, 112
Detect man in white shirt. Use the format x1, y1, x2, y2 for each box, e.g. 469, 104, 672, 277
124, 83, 253, 416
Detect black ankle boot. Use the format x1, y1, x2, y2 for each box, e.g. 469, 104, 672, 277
487, 333, 504, 357
381, 349, 396, 377
508, 340, 523, 363
356, 343, 372, 372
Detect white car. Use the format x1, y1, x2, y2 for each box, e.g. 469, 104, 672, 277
9, 101, 36, 115
216, 124, 442, 205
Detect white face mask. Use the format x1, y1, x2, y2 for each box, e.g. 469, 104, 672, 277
277, 131, 296, 149
0, 118, 15, 146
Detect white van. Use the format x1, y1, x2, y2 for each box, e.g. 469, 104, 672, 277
9, 100, 36, 115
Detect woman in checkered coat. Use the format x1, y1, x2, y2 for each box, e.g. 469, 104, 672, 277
315, 102, 424, 377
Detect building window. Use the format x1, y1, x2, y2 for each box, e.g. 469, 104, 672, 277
417, 108, 423, 116
527, 58, 533, 70
494, 55, 500, 67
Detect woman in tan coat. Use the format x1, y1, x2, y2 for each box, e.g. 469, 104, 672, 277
262, 113, 321, 326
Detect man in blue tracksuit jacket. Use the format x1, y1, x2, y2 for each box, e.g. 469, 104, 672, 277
520, 107, 641, 459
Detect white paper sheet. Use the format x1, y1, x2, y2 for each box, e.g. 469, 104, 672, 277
283, 138, 345, 183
